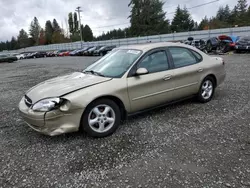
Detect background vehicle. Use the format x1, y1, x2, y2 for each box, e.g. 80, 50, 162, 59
74, 47, 93, 56
0, 54, 18, 63
26, 52, 47, 59
83, 46, 102, 56
235, 36, 250, 53
206, 37, 220, 53
69, 49, 81, 56
217, 35, 239, 53
55, 50, 68, 57
94, 45, 117, 56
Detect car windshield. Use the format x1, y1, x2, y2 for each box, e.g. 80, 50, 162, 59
84, 49, 142, 78
99, 46, 106, 50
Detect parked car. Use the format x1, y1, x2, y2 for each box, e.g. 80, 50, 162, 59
46, 51, 56, 57
83, 46, 102, 56
69, 49, 81, 56
61, 50, 73, 56
0, 54, 18, 63
55, 50, 68, 57
235, 36, 250, 53
217, 35, 239, 53
93, 45, 116, 56
19, 42, 226, 137
206, 37, 220, 52
73, 47, 93, 56
15, 53, 25, 60
26, 52, 47, 59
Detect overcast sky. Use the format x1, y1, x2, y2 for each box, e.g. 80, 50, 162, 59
0, 0, 248, 42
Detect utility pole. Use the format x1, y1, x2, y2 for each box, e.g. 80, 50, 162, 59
75, 6, 83, 48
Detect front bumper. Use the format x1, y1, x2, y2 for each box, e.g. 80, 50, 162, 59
18, 97, 84, 136
235, 45, 250, 50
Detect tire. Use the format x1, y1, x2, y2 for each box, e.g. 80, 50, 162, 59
81, 99, 121, 138
197, 76, 215, 103
206, 41, 213, 53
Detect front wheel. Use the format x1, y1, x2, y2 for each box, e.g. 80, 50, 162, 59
197, 77, 215, 103
81, 99, 121, 137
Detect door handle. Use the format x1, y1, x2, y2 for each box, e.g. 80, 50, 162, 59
163, 75, 172, 81
197, 68, 203, 73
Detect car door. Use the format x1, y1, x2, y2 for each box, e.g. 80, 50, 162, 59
127, 49, 175, 113
167, 47, 203, 100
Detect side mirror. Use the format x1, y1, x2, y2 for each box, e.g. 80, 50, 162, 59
136, 68, 148, 76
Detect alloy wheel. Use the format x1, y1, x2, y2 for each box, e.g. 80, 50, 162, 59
201, 80, 213, 100
88, 104, 116, 133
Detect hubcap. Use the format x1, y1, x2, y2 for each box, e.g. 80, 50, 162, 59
201, 80, 213, 100
88, 105, 115, 133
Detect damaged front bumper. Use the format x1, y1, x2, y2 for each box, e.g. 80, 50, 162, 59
18, 97, 84, 136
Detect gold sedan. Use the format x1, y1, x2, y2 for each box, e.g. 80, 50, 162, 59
19, 42, 226, 137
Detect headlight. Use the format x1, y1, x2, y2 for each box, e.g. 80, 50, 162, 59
32, 98, 61, 112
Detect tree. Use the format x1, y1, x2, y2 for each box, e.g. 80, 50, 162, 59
128, 0, 169, 36
45, 20, 54, 44
39, 29, 46, 45
29, 17, 41, 45
68, 12, 80, 41
237, 0, 248, 13
82, 24, 93, 41
17, 29, 30, 48
0, 42, 7, 51
10, 37, 18, 50
171, 6, 194, 32
229, 6, 239, 26
52, 19, 61, 32
73, 12, 79, 33
236, 0, 248, 26
68, 12, 74, 34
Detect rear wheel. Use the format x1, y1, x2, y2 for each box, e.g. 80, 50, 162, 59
206, 41, 213, 52
81, 99, 121, 137
197, 76, 215, 103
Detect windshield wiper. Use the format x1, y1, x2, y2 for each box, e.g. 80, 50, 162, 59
83, 70, 106, 77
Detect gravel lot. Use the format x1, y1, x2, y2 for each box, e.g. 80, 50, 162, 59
0, 55, 250, 188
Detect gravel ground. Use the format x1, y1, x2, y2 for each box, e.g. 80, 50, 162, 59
0, 55, 250, 188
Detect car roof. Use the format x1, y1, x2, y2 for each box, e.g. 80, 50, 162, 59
118, 42, 192, 52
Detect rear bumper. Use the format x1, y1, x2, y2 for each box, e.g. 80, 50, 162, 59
18, 97, 83, 136
217, 72, 226, 87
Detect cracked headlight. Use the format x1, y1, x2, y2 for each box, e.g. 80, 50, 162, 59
32, 98, 62, 112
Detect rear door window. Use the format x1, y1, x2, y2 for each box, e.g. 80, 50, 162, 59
169, 47, 198, 68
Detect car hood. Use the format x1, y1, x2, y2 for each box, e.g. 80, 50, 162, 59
26, 72, 112, 103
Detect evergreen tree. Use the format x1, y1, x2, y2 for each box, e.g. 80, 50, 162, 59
171, 6, 194, 32
236, 0, 248, 26
82, 24, 93, 41
52, 19, 61, 32
17, 29, 30, 48
29, 17, 41, 45
73, 12, 79, 33
10, 37, 18, 50
68, 13, 74, 34
45, 20, 54, 44
229, 6, 239, 26
129, 0, 169, 36
198, 16, 210, 30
